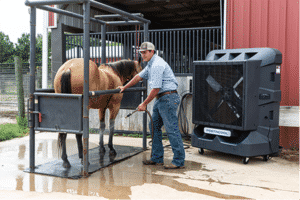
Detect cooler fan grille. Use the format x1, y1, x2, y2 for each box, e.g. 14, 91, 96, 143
194, 63, 244, 128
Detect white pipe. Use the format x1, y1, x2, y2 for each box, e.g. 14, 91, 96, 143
223, 0, 227, 49
42, 10, 48, 89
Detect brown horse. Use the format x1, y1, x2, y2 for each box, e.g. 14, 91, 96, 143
54, 57, 142, 168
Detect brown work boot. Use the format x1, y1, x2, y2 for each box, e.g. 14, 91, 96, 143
164, 163, 185, 169
143, 160, 163, 165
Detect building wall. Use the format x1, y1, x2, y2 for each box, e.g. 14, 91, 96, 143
226, 0, 299, 148
226, 0, 299, 106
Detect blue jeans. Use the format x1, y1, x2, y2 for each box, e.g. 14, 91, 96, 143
149, 92, 185, 167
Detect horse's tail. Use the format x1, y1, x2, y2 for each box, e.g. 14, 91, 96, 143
57, 70, 71, 157
61, 70, 72, 93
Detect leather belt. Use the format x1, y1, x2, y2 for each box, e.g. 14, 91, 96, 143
156, 90, 177, 99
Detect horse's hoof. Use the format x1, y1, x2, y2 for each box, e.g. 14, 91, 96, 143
109, 149, 117, 156
63, 160, 71, 168
99, 146, 106, 153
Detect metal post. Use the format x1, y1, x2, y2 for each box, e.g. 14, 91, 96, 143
25, 0, 85, 6
142, 82, 148, 150
42, 10, 48, 89
14, 57, 25, 119
223, 0, 227, 49
220, 0, 223, 49
144, 23, 149, 42
142, 23, 149, 150
82, 0, 90, 177
101, 24, 106, 64
29, 6, 36, 170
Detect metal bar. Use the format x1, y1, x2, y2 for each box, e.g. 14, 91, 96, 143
220, 0, 223, 49
35, 88, 55, 93
34, 93, 82, 98
142, 81, 148, 150
121, 33, 123, 59
205, 30, 208, 57
117, 33, 120, 61
130, 32, 133, 59
144, 23, 149, 42
106, 21, 144, 26
173, 31, 175, 71
90, 0, 151, 24
29, 5, 36, 171
162, 32, 164, 59
65, 27, 221, 36
92, 35, 95, 62
181, 30, 184, 73
217, 29, 219, 50
193, 30, 195, 62
189, 30, 191, 73
101, 24, 106, 64
209, 29, 211, 52
34, 127, 83, 134
213, 29, 215, 50
110, 34, 112, 61
25, 0, 84, 6
177, 31, 179, 73
89, 87, 146, 97
95, 13, 143, 19
114, 33, 116, 61
82, 0, 90, 177
166, 31, 169, 63
36, 5, 106, 25
201, 30, 204, 60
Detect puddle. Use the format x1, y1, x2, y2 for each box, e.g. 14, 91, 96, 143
0, 138, 249, 199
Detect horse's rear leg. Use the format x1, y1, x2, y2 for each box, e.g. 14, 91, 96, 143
108, 119, 116, 156
76, 134, 83, 162
58, 133, 71, 168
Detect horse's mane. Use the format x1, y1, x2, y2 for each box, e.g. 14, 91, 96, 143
106, 59, 136, 78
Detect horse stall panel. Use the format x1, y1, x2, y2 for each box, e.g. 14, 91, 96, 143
34, 93, 83, 134
65, 27, 222, 75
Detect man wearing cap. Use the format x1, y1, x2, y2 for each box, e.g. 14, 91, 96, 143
118, 42, 185, 169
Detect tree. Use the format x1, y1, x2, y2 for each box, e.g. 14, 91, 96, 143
14, 33, 45, 64
0, 32, 14, 63
14, 33, 31, 63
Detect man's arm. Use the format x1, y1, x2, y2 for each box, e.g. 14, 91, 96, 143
118, 74, 142, 93
138, 88, 160, 111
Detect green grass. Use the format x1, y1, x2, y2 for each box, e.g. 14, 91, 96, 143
120, 133, 152, 138
0, 115, 29, 142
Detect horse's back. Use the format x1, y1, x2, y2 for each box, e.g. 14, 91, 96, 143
54, 58, 100, 94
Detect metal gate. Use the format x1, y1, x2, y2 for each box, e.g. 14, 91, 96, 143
65, 26, 222, 75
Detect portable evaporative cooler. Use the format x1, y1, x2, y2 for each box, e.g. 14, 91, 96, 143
191, 48, 282, 164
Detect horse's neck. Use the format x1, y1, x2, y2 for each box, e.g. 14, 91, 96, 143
99, 65, 126, 84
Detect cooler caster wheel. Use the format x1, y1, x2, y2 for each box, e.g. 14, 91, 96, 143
263, 155, 270, 161
198, 148, 204, 155
242, 157, 250, 164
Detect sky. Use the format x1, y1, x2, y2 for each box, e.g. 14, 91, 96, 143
0, 0, 45, 45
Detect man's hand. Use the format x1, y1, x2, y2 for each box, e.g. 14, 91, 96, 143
137, 103, 146, 111
117, 86, 125, 93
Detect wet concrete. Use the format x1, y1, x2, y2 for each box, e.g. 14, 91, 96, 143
0, 133, 298, 199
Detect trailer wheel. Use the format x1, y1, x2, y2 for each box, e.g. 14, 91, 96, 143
242, 157, 250, 164
263, 155, 270, 161
198, 148, 204, 155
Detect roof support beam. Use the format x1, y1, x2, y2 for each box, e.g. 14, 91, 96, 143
36, 5, 106, 25
25, 0, 85, 6
90, 0, 151, 24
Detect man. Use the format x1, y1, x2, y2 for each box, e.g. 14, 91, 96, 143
118, 42, 185, 169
